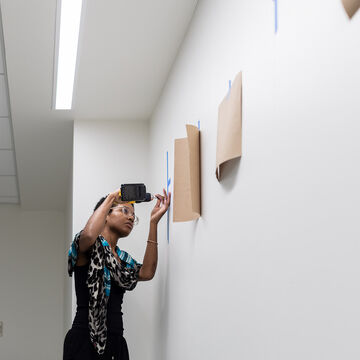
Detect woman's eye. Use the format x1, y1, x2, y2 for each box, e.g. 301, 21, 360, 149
123, 208, 129, 215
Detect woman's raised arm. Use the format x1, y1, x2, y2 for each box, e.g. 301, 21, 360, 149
79, 190, 120, 253
138, 189, 171, 281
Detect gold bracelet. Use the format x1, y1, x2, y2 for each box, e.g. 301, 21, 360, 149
147, 240, 158, 245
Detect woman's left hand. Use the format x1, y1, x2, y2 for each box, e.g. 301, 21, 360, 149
150, 189, 171, 225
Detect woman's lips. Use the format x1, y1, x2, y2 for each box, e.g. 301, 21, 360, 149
125, 223, 133, 229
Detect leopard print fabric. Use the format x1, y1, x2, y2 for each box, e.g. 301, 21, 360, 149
68, 232, 142, 355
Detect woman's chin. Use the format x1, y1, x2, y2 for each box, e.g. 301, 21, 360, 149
120, 227, 132, 237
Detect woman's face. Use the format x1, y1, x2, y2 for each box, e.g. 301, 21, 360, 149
107, 203, 135, 237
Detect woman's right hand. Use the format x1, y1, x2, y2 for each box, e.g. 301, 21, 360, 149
109, 189, 122, 206
150, 188, 171, 224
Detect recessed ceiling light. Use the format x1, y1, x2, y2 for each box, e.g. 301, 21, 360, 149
54, 0, 83, 110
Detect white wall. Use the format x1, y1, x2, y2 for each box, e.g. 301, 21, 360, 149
149, 1, 360, 359
63, 135, 73, 336
0, 206, 65, 360
72, 119, 157, 360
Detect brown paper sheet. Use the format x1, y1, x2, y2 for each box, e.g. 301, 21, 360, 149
173, 125, 201, 222
216, 72, 242, 181
342, 0, 360, 18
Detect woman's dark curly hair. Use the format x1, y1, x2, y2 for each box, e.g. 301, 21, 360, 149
94, 196, 111, 212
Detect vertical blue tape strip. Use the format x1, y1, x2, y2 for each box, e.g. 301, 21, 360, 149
167, 210, 170, 243
227, 80, 232, 99
198, 120, 200, 130
166, 151, 169, 193
274, 0, 278, 34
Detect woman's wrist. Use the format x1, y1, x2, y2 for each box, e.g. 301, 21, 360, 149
147, 239, 158, 245
150, 219, 158, 226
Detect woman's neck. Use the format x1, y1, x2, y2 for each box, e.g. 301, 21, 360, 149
101, 229, 119, 251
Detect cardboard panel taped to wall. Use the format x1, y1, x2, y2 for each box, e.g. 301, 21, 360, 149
173, 125, 201, 222
342, 0, 360, 18
216, 72, 242, 181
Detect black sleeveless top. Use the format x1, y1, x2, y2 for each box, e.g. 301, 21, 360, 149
72, 263, 126, 334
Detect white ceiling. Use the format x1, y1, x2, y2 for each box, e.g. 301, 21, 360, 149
0, 14, 18, 204
0, 0, 197, 210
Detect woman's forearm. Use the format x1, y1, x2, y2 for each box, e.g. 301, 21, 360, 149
80, 193, 116, 252
139, 221, 158, 280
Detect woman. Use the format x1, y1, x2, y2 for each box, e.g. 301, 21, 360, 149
63, 188, 171, 360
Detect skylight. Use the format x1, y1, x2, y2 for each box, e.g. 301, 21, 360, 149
54, 0, 83, 110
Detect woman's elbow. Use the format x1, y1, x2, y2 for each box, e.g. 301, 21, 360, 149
139, 268, 156, 281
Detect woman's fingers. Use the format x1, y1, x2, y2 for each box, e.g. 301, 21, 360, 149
155, 194, 165, 206
153, 189, 171, 215
167, 191, 171, 205
163, 188, 170, 204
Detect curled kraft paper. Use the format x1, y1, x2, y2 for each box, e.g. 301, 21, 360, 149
342, 0, 360, 18
216, 72, 242, 181
173, 125, 201, 222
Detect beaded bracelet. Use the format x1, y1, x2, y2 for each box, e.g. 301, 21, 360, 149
147, 240, 158, 245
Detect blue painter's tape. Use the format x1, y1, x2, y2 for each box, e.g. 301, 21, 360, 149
227, 80, 232, 98
273, 0, 278, 33
166, 152, 169, 193
167, 211, 170, 243
198, 120, 200, 130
